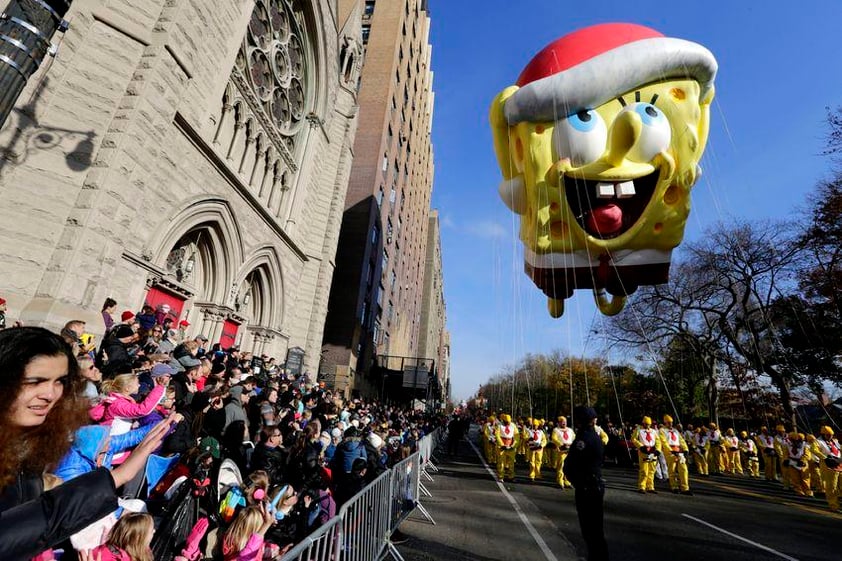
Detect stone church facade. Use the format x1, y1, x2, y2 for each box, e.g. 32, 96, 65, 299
0, 0, 363, 374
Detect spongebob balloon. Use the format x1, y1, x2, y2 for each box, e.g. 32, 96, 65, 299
490, 23, 717, 318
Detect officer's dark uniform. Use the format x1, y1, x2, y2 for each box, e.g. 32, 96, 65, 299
563, 406, 608, 561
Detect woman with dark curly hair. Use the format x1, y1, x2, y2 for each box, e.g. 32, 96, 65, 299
0, 326, 177, 559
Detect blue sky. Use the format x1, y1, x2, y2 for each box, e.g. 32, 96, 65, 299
426, 0, 842, 401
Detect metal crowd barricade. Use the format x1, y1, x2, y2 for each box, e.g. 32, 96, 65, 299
338, 470, 393, 561
279, 429, 443, 561
276, 515, 343, 561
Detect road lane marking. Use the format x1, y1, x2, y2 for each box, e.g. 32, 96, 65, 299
692, 477, 842, 519
682, 514, 799, 561
467, 437, 559, 561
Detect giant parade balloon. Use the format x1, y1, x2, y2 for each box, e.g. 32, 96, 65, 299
490, 23, 717, 317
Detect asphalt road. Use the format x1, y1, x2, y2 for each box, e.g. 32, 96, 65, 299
397, 427, 840, 561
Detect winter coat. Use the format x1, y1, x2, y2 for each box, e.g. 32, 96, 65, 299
364, 441, 388, 482
329, 438, 367, 475
0, 468, 118, 559
250, 443, 286, 484
90, 543, 133, 561
55, 425, 153, 482
94, 385, 165, 435
98, 338, 131, 377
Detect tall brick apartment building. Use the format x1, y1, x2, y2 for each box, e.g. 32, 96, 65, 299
322, 0, 439, 398
0, 0, 363, 374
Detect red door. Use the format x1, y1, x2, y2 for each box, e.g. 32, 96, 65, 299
220, 319, 240, 350
144, 287, 186, 324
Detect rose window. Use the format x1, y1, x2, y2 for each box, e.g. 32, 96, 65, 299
242, 0, 311, 138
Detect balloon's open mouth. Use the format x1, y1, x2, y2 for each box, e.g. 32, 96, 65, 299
563, 170, 660, 239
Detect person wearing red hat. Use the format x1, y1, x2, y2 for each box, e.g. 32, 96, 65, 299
490, 23, 717, 319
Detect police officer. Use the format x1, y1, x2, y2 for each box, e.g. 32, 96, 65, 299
564, 405, 609, 561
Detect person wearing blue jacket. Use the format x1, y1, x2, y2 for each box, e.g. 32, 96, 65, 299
55, 424, 154, 482
329, 426, 367, 483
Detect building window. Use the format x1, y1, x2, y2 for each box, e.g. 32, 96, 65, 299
381, 153, 388, 172
381, 251, 388, 276
360, 300, 368, 325
389, 187, 396, 204
390, 270, 397, 290
377, 282, 384, 306
376, 185, 384, 207
364, 0, 375, 16
371, 224, 379, 244
387, 300, 394, 322
362, 24, 371, 44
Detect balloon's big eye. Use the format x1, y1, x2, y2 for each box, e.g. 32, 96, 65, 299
617, 102, 672, 162
553, 109, 607, 166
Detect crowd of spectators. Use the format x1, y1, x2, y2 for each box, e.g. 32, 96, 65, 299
0, 299, 442, 560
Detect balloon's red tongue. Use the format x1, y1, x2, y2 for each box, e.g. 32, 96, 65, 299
586, 204, 623, 235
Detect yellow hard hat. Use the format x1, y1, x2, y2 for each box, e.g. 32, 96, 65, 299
726, 428, 734, 435
760, 426, 768, 432
806, 434, 816, 443
740, 431, 748, 438
558, 415, 567, 423
788, 431, 799, 440
776, 424, 785, 432
820, 426, 834, 437
663, 414, 673, 424
533, 419, 542, 427
709, 422, 717, 429
642, 416, 652, 426
798, 433, 805, 440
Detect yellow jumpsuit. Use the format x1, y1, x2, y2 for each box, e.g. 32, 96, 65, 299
723, 434, 743, 475
526, 427, 547, 480
632, 426, 661, 492
806, 437, 824, 494
812, 436, 841, 511
692, 432, 709, 475
739, 437, 760, 478
775, 433, 791, 489
660, 426, 690, 492
517, 423, 529, 464
496, 422, 519, 481
785, 440, 812, 497
484, 422, 498, 466
551, 426, 575, 488
708, 430, 726, 474
756, 432, 778, 481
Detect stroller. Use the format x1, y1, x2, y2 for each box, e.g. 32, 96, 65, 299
150, 452, 217, 560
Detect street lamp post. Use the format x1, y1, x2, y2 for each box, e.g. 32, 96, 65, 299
0, 0, 72, 128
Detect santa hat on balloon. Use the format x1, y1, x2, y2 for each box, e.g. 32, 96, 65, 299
503, 23, 717, 125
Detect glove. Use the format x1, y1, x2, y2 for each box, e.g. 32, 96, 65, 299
180, 517, 209, 561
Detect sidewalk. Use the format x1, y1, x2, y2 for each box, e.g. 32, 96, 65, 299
395, 427, 579, 561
